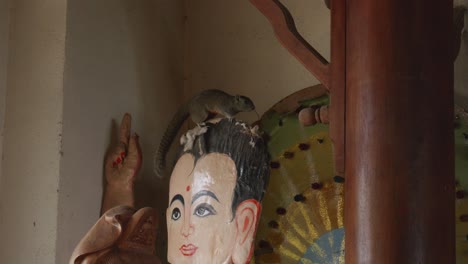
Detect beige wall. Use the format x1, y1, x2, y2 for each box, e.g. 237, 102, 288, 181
0, 0, 67, 263
184, 0, 330, 120
56, 0, 184, 262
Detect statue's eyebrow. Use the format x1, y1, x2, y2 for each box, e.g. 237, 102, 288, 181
170, 194, 184, 206
192, 190, 219, 204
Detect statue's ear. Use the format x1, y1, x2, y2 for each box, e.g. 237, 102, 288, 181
232, 199, 261, 264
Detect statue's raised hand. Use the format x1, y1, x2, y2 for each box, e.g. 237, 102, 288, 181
102, 113, 142, 213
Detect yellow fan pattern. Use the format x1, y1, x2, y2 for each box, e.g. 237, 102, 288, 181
254, 128, 344, 263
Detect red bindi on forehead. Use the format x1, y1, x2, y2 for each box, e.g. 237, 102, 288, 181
186, 185, 190, 192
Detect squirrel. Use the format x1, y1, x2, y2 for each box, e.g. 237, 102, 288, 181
153, 89, 256, 178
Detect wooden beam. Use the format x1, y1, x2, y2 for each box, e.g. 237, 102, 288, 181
329, 0, 346, 176
345, 0, 455, 263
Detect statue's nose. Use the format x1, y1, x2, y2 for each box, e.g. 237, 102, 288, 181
181, 214, 194, 238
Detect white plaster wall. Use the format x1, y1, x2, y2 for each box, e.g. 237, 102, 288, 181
0, 0, 9, 187
184, 0, 330, 120
56, 0, 184, 262
0, 0, 67, 263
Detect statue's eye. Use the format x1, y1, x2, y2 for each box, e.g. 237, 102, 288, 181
194, 203, 216, 218
171, 208, 181, 221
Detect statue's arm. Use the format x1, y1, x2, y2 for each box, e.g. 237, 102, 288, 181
101, 113, 142, 214
70, 114, 160, 263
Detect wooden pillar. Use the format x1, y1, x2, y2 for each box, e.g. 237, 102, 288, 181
345, 0, 454, 263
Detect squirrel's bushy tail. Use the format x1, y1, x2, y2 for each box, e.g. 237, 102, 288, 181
154, 105, 190, 178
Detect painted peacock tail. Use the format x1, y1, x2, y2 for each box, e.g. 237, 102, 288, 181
153, 103, 190, 179
253, 86, 344, 263
455, 105, 468, 264
254, 132, 344, 263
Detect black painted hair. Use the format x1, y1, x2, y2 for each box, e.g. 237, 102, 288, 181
180, 118, 270, 217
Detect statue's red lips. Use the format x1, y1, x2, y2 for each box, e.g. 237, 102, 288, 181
180, 244, 198, 256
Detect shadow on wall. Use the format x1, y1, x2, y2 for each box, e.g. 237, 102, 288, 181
122, 1, 185, 260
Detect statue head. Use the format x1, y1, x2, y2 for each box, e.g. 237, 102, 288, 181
166, 118, 270, 263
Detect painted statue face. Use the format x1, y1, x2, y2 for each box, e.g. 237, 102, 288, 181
167, 153, 238, 264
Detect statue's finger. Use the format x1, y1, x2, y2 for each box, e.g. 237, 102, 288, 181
126, 133, 142, 172
128, 133, 142, 160
119, 113, 132, 146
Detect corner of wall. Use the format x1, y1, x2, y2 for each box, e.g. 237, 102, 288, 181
0, 0, 67, 263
